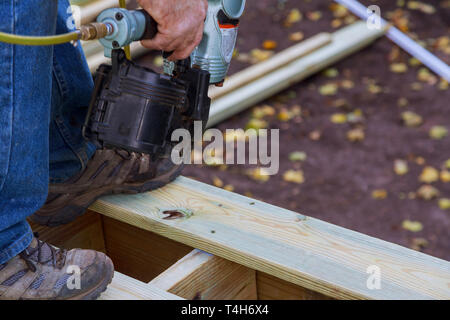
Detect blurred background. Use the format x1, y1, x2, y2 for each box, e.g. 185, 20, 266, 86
82, 0, 450, 260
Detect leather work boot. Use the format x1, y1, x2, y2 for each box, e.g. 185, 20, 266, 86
31, 149, 183, 227
0, 237, 114, 300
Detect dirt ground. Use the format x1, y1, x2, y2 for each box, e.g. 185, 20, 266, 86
138, 0, 450, 260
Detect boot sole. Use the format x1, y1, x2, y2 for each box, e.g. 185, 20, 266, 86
30, 164, 184, 227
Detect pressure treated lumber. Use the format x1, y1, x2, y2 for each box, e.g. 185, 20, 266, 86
207, 21, 385, 127
150, 249, 257, 300
100, 272, 183, 300
101, 216, 193, 282
90, 176, 450, 300
208, 33, 332, 100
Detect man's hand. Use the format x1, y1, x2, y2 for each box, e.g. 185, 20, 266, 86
138, 0, 208, 61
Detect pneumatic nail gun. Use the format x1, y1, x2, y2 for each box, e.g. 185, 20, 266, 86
82, 0, 246, 158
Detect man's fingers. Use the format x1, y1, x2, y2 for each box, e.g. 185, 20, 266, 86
140, 33, 172, 51
167, 26, 203, 61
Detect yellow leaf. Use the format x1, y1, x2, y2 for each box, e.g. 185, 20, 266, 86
419, 166, 439, 183
250, 49, 274, 63
394, 159, 409, 175
341, 79, 355, 89
153, 55, 164, 67
289, 151, 307, 162
346, 128, 365, 142
307, 11, 322, 21
367, 83, 382, 94
417, 67, 437, 84
445, 159, 450, 169
252, 105, 275, 119
285, 9, 302, 27
410, 237, 428, 251
245, 118, 268, 130
212, 176, 224, 188
262, 40, 277, 50
277, 109, 293, 122
402, 220, 423, 232
330, 113, 347, 124
401, 111, 422, 127
247, 168, 271, 182
438, 198, 450, 210
390, 63, 408, 73
372, 189, 387, 199
223, 184, 234, 192
319, 83, 338, 95
416, 185, 439, 200
439, 79, 449, 90
440, 170, 450, 183
323, 68, 339, 78
408, 57, 421, 66
289, 32, 304, 42
429, 125, 448, 139
283, 170, 305, 184
329, 3, 348, 18
397, 97, 408, 107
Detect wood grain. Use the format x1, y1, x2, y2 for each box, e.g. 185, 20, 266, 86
28, 211, 106, 252
257, 272, 331, 300
150, 249, 257, 300
99, 272, 183, 300
90, 177, 450, 300
101, 215, 192, 282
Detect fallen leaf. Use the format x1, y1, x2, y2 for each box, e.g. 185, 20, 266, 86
319, 83, 338, 95
440, 170, 450, 183
329, 3, 349, 18
212, 176, 224, 188
289, 31, 304, 42
252, 105, 275, 119
309, 130, 321, 141
416, 185, 439, 200
402, 220, 423, 232
438, 198, 450, 210
407, 1, 436, 14
289, 151, 307, 162
439, 79, 449, 90
223, 184, 234, 192
262, 40, 277, 50
445, 159, 450, 169
250, 49, 274, 63
277, 108, 294, 122
285, 9, 302, 27
323, 68, 339, 78
429, 125, 448, 139
401, 111, 422, 127
247, 168, 270, 182
372, 189, 387, 199
390, 62, 408, 73
245, 118, 268, 130
409, 57, 421, 66
307, 11, 322, 21
341, 79, 355, 89
419, 166, 439, 183
394, 159, 409, 175
153, 55, 164, 67
417, 68, 437, 85
410, 238, 428, 251
283, 170, 305, 184
367, 83, 382, 94
330, 113, 347, 124
346, 128, 365, 142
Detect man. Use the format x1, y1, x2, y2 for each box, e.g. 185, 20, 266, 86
0, 0, 207, 300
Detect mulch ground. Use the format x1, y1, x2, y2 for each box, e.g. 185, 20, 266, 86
138, 0, 450, 260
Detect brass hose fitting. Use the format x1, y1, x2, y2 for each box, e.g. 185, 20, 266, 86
79, 22, 113, 41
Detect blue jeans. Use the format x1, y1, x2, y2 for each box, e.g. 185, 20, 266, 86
0, 0, 96, 264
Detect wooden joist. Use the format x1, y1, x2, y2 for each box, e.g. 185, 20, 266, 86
90, 177, 450, 300
150, 249, 257, 300
100, 272, 183, 300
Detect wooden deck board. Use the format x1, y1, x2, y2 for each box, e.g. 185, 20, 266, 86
90, 177, 450, 300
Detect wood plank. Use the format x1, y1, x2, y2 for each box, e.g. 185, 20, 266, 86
90, 177, 450, 300
101, 215, 193, 282
207, 21, 386, 127
257, 272, 331, 300
99, 272, 183, 300
150, 249, 257, 300
208, 33, 332, 100
28, 211, 106, 252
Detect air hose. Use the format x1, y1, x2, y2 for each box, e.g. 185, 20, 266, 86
0, 30, 81, 46
0, 0, 127, 46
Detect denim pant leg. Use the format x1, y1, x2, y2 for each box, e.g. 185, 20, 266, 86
50, 0, 96, 184
0, 1, 58, 264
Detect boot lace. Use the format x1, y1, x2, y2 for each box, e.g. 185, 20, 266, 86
19, 236, 67, 273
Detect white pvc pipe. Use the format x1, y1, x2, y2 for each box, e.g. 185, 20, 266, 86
335, 0, 450, 81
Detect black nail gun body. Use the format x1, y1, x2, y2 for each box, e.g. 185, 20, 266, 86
83, 49, 210, 158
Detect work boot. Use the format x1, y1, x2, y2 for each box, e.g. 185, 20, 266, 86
0, 237, 114, 300
31, 149, 183, 227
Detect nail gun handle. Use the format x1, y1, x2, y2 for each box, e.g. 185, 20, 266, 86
138, 9, 158, 40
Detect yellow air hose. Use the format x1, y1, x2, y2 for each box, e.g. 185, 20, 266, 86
0, 30, 80, 46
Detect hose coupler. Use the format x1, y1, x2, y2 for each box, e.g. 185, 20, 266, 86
79, 22, 113, 41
